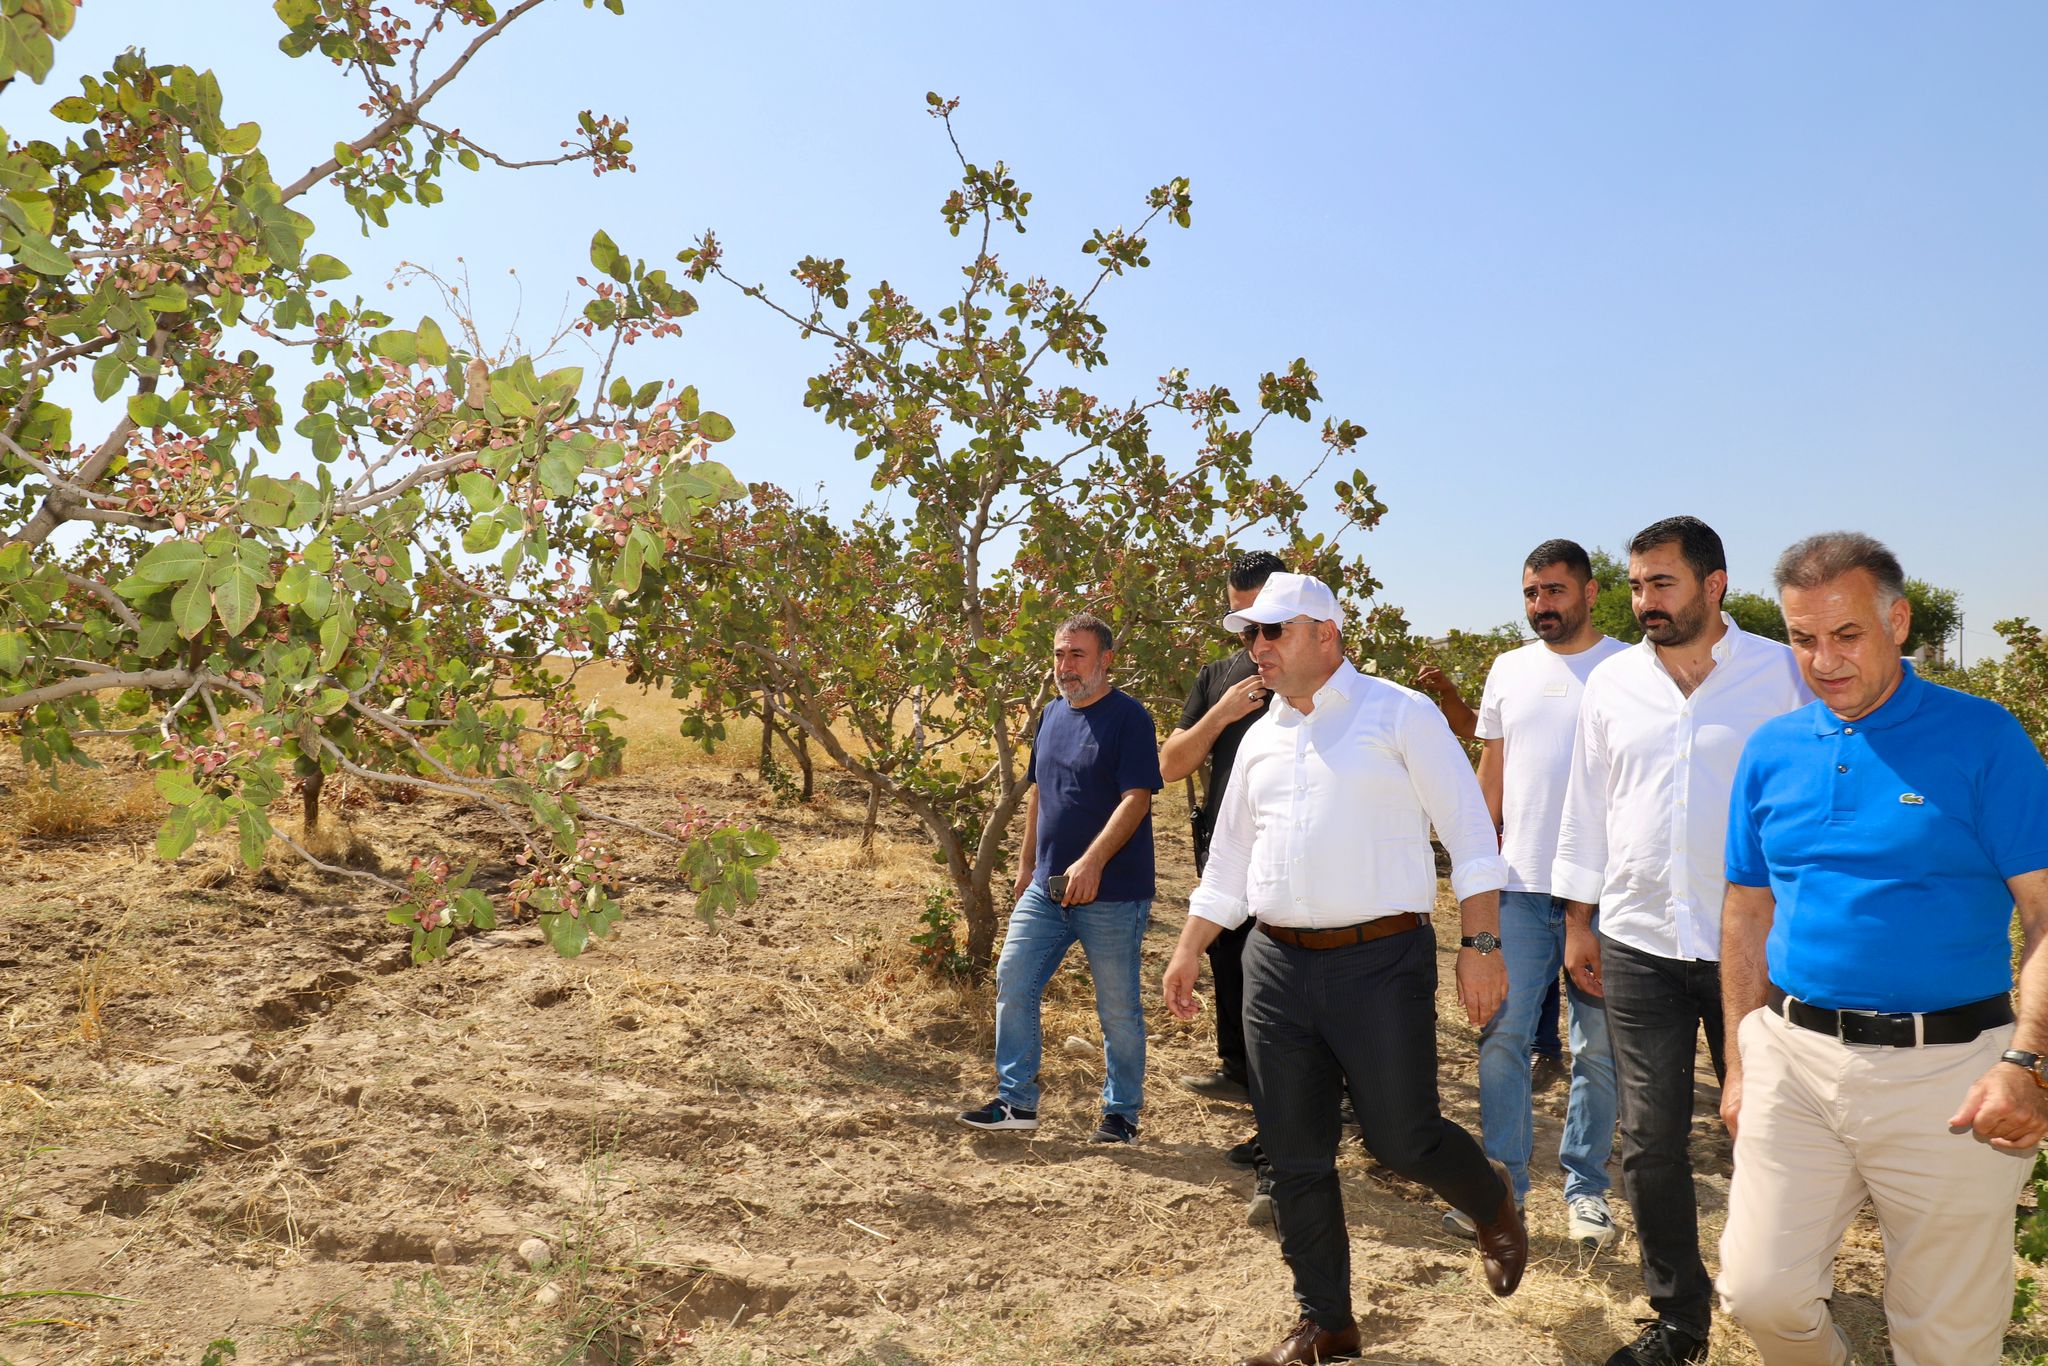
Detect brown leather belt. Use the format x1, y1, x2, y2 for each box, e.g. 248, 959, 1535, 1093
1258, 913, 1427, 951
1765, 983, 2013, 1047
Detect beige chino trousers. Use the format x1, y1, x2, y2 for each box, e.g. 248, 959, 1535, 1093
1717, 1006, 2032, 1365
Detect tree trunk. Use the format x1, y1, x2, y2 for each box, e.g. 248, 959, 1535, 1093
962, 874, 999, 976
859, 781, 882, 855
302, 769, 324, 832
768, 704, 812, 801
758, 688, 813, 800
792, 726, 814, 801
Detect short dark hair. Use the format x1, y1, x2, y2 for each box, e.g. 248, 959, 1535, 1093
1772, 531, 1906, 606
1058, 613, 1114, 653
1228, 550, 1287, 593
1523, 538, 1592, 581
1628, 515, 1726, 582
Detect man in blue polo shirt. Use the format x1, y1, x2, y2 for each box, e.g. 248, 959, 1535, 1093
1716, 532, 2048, 1366
960, 613, 1161, 1145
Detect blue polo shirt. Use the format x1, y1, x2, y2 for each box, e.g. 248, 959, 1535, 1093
1026, 688, 1162, 902
1725, 665, 2048, 1012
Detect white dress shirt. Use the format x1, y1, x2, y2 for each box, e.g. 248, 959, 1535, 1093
1551, 614, 1813, 961
1188, 660, 1509, 930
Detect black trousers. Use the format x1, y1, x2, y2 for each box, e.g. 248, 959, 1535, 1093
1244, 925, 1504, 1329
1207, 918, 1253, 1077
1598, 934, 1726, 1339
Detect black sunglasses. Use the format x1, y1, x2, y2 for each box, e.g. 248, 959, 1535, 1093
1239, 618, 1313, 644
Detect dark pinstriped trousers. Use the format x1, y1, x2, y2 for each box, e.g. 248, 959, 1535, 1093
1243, 923, 1504, 1329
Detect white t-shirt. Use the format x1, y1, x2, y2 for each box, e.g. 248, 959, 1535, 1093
1477, 635, 1628, 893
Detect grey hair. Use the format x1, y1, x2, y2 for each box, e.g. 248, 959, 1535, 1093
1772, 531, 1906, 607
1058, 613, 1114, 653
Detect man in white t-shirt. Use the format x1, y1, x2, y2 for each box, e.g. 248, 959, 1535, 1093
1443, 539, 1628, 1256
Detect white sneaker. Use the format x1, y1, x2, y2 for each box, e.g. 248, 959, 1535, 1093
1566, 1194, 1619, 1252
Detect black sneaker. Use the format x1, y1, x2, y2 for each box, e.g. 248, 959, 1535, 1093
1605, 1320, 1706, 1366
1178, 1068, 1252, 1104
958, 1099, 1038, 1131
1089, 1113, 1139, 1144
1225, 1135, 1264, 1167
1246, 1168, 1276, 1226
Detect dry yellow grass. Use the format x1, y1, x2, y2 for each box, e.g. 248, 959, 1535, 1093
71, 949, 111, 1046
805, 834, 941, 890
0, 761, 160, 844
552, 658, 1023, 783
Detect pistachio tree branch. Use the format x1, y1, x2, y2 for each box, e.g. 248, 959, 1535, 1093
413, 115, 595, 172
8, 332, 171, 549
20, 334, 117, 375
61, 572, 141, 630
280, 0, 550, 204
0, 667, 200, 713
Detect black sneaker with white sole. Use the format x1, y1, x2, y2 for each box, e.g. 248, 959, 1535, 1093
957, 1099, 1038, 1131
1089, 1113, 1139, 1144
1605, 1319, 1706, 1366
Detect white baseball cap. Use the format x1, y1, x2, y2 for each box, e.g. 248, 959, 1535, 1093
1222, 572, 1344, 632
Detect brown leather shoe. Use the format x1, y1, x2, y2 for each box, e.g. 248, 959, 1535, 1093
1472, 1157, 1528, 1297
1240, 1315, 1362, 1365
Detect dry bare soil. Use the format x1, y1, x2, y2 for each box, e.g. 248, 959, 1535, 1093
2, 744, 2041, 1365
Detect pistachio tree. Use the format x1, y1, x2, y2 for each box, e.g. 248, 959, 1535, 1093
0, 0, 773, 960
625, 98, 1393, 969
1933, 618, 2048, 754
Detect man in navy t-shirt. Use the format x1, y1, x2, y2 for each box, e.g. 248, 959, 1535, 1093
959, 613, 1161, 1144
1716, 532, 2048, 1366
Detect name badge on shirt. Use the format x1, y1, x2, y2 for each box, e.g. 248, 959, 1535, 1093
1543, 682, 1570, 697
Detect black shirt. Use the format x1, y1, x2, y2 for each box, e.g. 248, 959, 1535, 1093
1178, 650, 1272, 849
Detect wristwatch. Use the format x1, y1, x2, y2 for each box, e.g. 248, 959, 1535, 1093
1459, 932, 1501, 955
1999, 1049, 2048, 1089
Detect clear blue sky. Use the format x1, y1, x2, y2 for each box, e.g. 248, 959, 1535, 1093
24, 3, 2046, 658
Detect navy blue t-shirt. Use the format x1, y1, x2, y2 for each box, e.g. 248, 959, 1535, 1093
1026, 688, 1162, 902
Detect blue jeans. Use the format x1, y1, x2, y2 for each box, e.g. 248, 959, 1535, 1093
1476, 890, 1617, 1202
993, 883, 1151, 1120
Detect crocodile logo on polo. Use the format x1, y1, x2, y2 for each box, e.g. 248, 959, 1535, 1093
1899, 793, 1925, 805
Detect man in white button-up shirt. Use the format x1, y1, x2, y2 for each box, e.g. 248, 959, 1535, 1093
1552, 516, 1813, 1366
1161, 572, 1528, 1366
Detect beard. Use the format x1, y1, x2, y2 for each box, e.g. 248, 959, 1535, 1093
1529, 607, 1580, 642
1636, 596, 1708, 646
1057, 668, 1105, 702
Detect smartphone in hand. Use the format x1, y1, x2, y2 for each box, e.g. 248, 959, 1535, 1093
1046, 873, 1070, 900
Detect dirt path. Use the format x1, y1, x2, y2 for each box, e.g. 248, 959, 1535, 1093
0, 759, 2000, 1364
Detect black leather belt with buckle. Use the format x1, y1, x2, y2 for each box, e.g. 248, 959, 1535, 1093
1765, 983, 2013, 1047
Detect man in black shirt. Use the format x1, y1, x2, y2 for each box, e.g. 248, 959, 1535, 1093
1162, 553, 1283, 1224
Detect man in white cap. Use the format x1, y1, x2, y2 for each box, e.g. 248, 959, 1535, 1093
1163, 572, 1527, 1366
